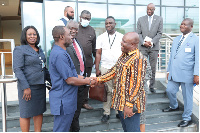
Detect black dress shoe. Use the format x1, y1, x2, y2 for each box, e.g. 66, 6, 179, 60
150, 88, 156, 93
101, 115, 110, 123
116, 114, 120, 119
177, 120, 192, 127
162, 106, 179, 112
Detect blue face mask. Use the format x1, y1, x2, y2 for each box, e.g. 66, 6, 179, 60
81, 18, 90, 27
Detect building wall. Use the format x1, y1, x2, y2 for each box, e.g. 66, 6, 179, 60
2, 20, 21, 48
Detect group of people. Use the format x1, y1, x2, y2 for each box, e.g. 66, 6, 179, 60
13, 2, 199, 132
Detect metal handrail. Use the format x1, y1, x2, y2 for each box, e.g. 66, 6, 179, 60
0, 39, 17, 132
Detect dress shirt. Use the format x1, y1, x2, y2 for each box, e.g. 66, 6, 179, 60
96, 31, 123, 69
73, 39, 84, 75
97, 49, 147, 113
180, 31, 191, 46
148, 14, 154, 26
56, 16, 69, 26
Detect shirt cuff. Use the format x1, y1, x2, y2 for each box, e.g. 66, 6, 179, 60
150, 42, 153, 48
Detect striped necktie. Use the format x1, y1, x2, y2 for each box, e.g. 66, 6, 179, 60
176, 36, 185, 53
73, 40, 84, 72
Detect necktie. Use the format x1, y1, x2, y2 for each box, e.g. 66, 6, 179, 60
149, 16, 152, 31
176, 36, 185, 53
73, 40, 84, 72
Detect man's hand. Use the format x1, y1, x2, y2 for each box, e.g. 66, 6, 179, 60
123, 106, 135, 119
144, 41, 152, 48
23, 88, 31, 101
194, 75, 199, 85
87, 77, 97, 87
167, 73, 169, 80
96, 69, 101, 77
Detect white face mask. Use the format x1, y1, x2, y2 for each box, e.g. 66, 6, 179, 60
81, 18, 90, 27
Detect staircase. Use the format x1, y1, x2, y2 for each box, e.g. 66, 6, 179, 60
0, 80, 198, 132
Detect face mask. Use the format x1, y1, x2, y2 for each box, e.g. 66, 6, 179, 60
81, 18, 90, 27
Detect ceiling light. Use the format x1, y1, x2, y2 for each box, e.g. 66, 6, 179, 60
2, 3, 4, 6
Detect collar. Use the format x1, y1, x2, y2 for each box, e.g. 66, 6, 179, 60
182, 31, 192, 38
128, 48, 138, 56
122, 48, 138, 56
148, 14, 154, 18
63, 16, 69, 21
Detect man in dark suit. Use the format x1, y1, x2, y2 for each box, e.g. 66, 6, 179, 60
66, 20, 87, 132
137, 3, 163, 93
76, 10, 96, 110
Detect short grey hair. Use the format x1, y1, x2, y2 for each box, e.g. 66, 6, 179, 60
66, 20, 79, 30
80, 10, 91, 17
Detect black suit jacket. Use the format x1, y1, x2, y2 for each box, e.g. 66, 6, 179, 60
66, 38, 86, 76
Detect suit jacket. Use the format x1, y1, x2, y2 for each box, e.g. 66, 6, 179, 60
137, 15, 163, 50
66, 38, 86, 76
167, 32, 199, 83
13, 45, 48, 90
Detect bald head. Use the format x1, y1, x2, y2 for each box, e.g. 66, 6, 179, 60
121, 32, 139, 53
64, 6, 74, 19
147, 3, 155, 16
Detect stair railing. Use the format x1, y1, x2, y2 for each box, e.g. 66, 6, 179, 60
0, 39, 17, 132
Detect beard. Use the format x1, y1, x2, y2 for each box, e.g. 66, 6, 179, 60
67, 13, 74, 20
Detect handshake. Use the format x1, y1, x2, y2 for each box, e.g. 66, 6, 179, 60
86, 77, 98, 87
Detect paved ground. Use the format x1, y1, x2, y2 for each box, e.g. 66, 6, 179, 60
0, 72, 198, 106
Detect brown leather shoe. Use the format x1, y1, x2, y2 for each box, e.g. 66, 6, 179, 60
82, 103, 93, 110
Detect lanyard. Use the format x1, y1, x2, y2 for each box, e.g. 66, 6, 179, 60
108, 33, 116, 49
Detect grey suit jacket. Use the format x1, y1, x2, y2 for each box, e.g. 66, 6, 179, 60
66, 38, 86, 76
13, 45, 47, 90
137, 15, 163, 50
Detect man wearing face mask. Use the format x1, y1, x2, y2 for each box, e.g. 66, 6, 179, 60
76, 10, 96, 110
57, 6, 74, 26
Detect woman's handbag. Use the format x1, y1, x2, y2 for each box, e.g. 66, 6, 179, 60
89, 83, 108, 102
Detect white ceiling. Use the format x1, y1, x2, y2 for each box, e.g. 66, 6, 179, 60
0, 0, 20, 16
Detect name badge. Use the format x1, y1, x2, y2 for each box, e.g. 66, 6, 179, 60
185, 48, 191, 52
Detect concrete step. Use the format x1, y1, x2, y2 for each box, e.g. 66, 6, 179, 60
0, 106, 184, 131
102, 121, 197, 132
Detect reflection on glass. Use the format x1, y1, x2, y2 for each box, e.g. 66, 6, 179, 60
136, 0, 160, 5
136, 6, 160, 23
109, 4, 134, 33
162, 0, 183, 6
44, 1, 76, 67
78, 3, 107, 37
162, 7, 184, 33
22, 2, 44, 50
186, 0, 199, 7
108, 0, 134, 4
185, 8, 199, 33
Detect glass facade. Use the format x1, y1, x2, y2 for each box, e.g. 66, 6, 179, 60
21, 0, 199, 66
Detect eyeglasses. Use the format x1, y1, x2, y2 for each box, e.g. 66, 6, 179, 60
81, 17, 91, 21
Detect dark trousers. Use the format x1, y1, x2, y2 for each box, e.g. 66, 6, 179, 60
140, 49, 159, 89
83, 67, 92, 104
70, 85, 85, 132
118, 111, 141, 132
